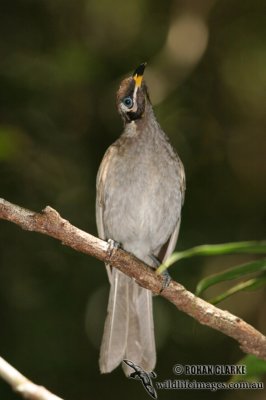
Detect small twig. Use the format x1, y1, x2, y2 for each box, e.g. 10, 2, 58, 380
0, 356, 63, 400
0, 198, 266, 363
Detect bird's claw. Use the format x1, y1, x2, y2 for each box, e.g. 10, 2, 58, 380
107, 239, 120, 257
149, 254, 172, 293
159, 270, 171, 293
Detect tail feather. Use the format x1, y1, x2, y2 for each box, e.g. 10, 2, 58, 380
122, 282, 156, 375
99, 269, 130, 373
100, 269, 156, 375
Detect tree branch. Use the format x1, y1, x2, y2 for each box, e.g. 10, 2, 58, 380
1, 197, 266, 363
0, 356, 64, 400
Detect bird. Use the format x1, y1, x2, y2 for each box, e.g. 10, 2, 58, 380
96, 63, 185, 376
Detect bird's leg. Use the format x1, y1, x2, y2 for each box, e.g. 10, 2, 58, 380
149, 254, 171, 292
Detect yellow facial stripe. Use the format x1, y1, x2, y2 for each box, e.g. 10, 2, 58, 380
133, 74, 143, 88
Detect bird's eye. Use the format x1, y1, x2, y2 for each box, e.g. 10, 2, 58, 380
122, 96, 133, 108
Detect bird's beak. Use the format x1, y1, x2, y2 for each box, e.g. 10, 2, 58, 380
132, 62, 146, 88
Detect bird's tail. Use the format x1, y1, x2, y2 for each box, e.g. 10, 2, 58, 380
99, 268, 156, 375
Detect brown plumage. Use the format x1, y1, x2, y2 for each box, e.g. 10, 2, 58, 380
96, 63, 185, 375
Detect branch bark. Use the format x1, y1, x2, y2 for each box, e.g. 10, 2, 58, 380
0, 356, 64, 400
1, 197, 266, 363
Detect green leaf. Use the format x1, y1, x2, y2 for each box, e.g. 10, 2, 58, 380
0, 126, 23, 160
229, 355, 266, 382
208, 273, 266, 304
156, 241, 266, 275
195, 259, 266, 296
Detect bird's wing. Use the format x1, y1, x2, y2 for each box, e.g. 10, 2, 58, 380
158, 158, 186, 263
96, 144, 118, 239
161, 218, 181, 263
96, 145, 118, 283
178, 156, 186, 207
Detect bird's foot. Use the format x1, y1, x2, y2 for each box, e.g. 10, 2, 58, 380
107, 238, 120, 257
159, 270, 171, 293
149, 254, 171, 293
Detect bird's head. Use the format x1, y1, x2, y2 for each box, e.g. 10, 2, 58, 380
116, 63, 150, 123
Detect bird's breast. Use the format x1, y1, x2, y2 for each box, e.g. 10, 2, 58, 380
102, 131, 183, 259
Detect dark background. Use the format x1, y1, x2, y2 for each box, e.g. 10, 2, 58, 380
0, 0, 265, 399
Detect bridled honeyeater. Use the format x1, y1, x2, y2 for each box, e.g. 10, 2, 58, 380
96, 63, 185, 375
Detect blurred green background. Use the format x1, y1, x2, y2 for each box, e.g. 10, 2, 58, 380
0, 0, 265, 399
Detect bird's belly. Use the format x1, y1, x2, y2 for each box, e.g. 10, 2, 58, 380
103, 169, 181, 260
